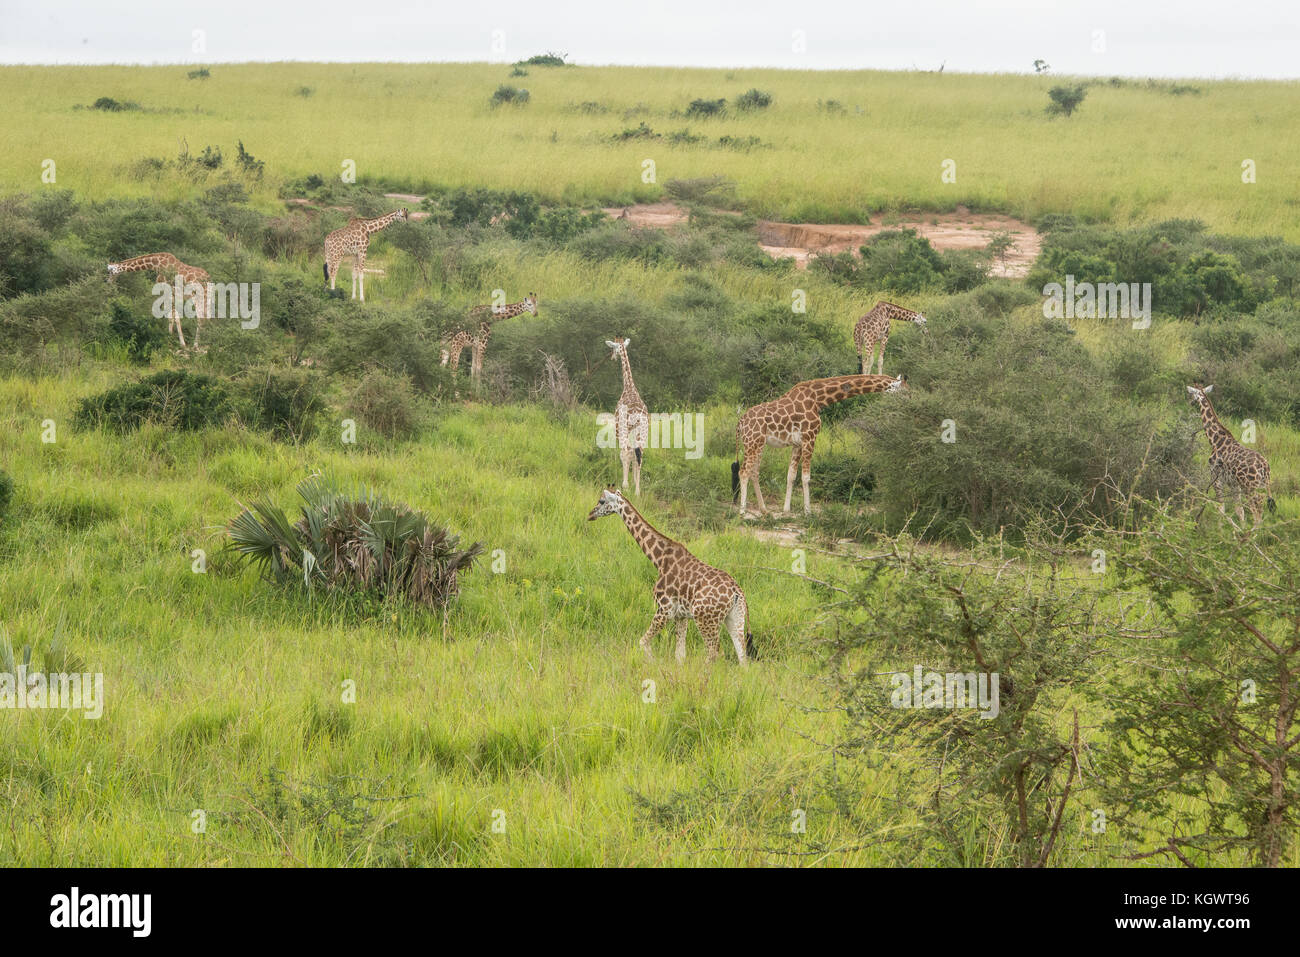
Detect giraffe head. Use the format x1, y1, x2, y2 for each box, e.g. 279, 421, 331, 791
912, 311, 927, 329
524, 293, 539, 316
886, 375, 906, 393
605, 336, 630, 358
106, 262, 123, 277
587, 486, 628, 521
1186, 384, 1214, 410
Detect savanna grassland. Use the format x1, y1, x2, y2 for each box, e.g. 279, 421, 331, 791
1, 60, 1299, 867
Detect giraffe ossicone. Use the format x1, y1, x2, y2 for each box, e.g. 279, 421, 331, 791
587, 486, 752, 665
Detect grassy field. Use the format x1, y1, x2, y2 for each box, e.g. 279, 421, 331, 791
4, 62, 1300, 235
2, 61, 1299, 867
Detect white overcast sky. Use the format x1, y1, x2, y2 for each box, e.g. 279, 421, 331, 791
2, 1, 1298, 78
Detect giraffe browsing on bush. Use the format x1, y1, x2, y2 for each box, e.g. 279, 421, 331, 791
1186, 384, 1276, 529
607, 337, 648, 495
322, 208, 408, 301
106, 253, 210, 349
440, 295, 538, 388
853, 301, 926, 375
587, 486, 754, 664
733, 374, 905, 516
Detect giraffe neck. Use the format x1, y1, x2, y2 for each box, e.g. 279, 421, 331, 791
884, 302, 920, 321
795, 375, 892, 411
618, 502, 678, 571
113, 254, 177, 273
1200, 402, 1236, 453
618, 350, 640, 399
362, 210, 404, 234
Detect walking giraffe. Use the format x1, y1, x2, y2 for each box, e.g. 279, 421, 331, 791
606, 337, 648, 495
733, 374, 904, 516
322, 208, 409, 301
1186, 384, 1276, 529
106, 253, 210, 349
440, 295, 538, 389
853, 301, 926, 375
587, 486, 754, 664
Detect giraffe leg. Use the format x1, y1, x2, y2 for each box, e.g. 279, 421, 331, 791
328, 261, 338, 291
800, 439, 816, 514
876, 338, 887, 376
639, 609, 667, 659
173, 304, 187, 348
783, 445, 800, 514
696, 609, 724, 663
725, 596, 748, 665
621, 446, 631, 490
674, 619, 688, 664
357, 255, 366, 302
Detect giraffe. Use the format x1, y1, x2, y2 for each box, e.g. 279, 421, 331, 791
322, 208, 409, 301
606, 337, 648, 495
1186, 384, 1276, 529
439, 295, 538, 388
106, 253, 210, 349
733, 374, 905, 516
587, 486, 754, 664
853, 301, 926, 375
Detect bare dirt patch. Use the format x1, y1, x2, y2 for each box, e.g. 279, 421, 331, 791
756, 212, 1040, 278
600, 202, 690, 228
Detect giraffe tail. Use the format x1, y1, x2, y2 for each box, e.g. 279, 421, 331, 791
322, 261, 329, 284
1268, 496, 1277, 513
634, 446, 642, 466
731, 432, 741, 501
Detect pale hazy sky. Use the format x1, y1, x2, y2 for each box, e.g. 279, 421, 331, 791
2, 0, 1299, 79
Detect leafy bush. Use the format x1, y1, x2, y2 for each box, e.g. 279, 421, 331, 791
74, 369, 231, 433
491, 85, 530, 106
857, 229, 946, 292
735, 89, 772, 111
1046, 84, 1087, 117
227, 474, 484, 610
0, 470, 13, 520
517, 52, 567, 66
236, 368, 326, 442
91, 97, 140, 112
348, 369, 423, 438
685, 98, 726, 118
107, 301, 167, 363
856, 314, 1197, 539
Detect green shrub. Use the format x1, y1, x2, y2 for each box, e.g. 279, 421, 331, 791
107, 300, 167, 363
735, 89, 772, 111
491, 85, 530, 106
1046, 84, 1086, 117
74, 369, 231, 433
0, 470, 13, 520
685, 98, 726, 118
856, 314, 1197, 539
226, 473, 484, 610
348, 369, 423, 439
237, 367, 326, 442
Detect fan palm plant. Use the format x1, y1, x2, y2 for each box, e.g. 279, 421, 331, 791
227, 474, 484, 609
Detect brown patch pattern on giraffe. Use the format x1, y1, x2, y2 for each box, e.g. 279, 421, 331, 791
588, 487, 751, 664
734, 374, 904, 516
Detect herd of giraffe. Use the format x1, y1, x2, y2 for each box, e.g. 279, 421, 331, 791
103, 210, 1279, 666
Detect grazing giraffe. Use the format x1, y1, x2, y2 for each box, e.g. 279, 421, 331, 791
439, 295, 538, 388
733, 374, 904, 516
1186, 384, 1276, 529
322, 208, 409, 301
587, 486, 753, 664
853, 301, 926, 375
106, 253, 210, 349
606, 337, 648, 495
